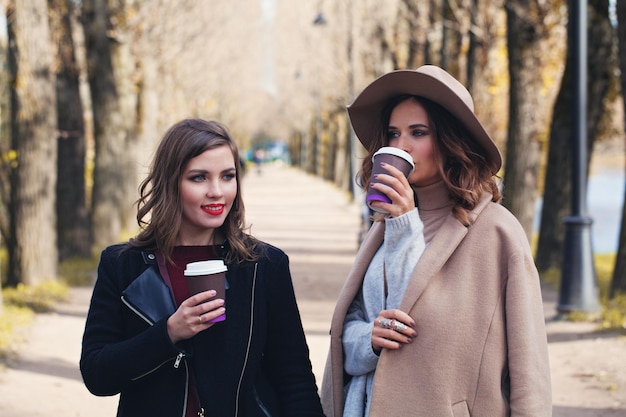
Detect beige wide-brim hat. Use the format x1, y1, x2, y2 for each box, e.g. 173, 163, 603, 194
347, 65, 502, 174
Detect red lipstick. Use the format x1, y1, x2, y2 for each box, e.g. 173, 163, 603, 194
202, 204, 225, 216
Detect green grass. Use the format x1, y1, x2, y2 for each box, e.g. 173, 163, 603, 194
2, 280, 69, 312
0, 305, 33, 361
596, 254, 626, 331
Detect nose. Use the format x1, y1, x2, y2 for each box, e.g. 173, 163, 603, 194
205, 179, 224, 198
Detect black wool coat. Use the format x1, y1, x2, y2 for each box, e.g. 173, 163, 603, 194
80, 242, 325, 417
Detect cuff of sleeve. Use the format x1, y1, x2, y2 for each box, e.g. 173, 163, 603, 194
343, 321, 380, 375
362, 322, 381, 368
385, 208, 422, 236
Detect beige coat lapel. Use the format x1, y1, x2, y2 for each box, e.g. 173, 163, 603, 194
398, 214, 467, 313
399, 194, 491, 313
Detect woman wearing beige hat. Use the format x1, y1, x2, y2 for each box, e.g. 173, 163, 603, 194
321, 65, 551, 417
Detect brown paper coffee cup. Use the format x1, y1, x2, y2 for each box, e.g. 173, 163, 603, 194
366, 147, 415, 213
184, 260, 227, 322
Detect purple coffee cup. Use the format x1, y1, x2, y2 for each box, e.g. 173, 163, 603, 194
366, 147, 415, 214
184, 260, 227, 323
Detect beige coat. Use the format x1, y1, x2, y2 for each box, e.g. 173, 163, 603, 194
321, 194, 552, 417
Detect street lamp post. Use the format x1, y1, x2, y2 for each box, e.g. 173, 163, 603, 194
558, 0, 600, 314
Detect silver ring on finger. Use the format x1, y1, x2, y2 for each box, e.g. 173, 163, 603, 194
198, 315, 203, 325
392, 321, 408, 332
378, 318, 392, 329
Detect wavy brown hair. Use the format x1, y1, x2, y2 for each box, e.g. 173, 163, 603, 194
128, 118, 260, 263
358, 95, 501, 226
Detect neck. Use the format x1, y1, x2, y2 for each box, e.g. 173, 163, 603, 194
176, 230, 222, 247
413, 180, 452, 211
413, 180, 453, 243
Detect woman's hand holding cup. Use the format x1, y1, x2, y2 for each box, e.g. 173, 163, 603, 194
167, 290, 225, 344
367, 147, 415, 216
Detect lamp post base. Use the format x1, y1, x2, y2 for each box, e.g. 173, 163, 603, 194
557, 215, 600, 314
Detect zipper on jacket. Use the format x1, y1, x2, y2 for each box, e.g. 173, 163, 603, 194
174, 352, 184, 368
130, 353, 185, 381
234, 263, 258, 417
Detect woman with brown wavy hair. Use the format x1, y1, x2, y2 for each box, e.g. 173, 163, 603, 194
81, 118, 324, 417
130, 119, 258, 264
321, 66, 551, 417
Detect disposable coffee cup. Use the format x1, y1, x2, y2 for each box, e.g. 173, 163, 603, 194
366, 147, 415, 214
184, 260, 227, 323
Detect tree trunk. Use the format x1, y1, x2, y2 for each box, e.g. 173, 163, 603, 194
0, 31, 11, 246
611, 0, 626, 297
503, 1, 559, 240
403, 0, 430, 68
49, 0, 92, 260
441, 0, 472, 85
82, 0, 134, 249
465, 0, 507, 150
537, 0, 615, 271
6, 0, 59, 286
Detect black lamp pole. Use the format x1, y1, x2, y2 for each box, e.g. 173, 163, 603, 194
558, 0, 600, 314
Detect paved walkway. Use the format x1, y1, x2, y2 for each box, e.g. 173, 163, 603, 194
0, 162, 624, 416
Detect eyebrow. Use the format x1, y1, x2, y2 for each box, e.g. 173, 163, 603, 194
388, 123, 429, 129
187, 167, 236, 175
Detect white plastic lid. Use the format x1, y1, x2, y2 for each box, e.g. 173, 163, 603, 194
184, 260, 227, 276
372, 147, 415, 171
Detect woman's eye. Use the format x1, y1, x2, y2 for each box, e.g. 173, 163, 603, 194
412, 129, 428, 137
223, 173, 236, 181
386, 130, 399, 139
191, 174, 206, 182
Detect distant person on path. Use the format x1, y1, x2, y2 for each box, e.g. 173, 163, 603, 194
321, 65, 551, 416
80, 119, 324, 417
253, 148, 264, 175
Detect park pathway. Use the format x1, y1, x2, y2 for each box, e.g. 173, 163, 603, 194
0, 162, 624, 416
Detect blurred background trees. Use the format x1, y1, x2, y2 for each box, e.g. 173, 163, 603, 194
0, 0, 625, 302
